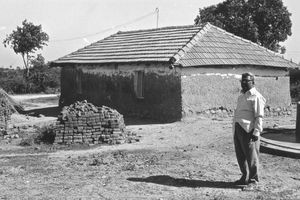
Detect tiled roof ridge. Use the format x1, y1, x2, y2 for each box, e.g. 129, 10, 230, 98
171, 22, 211, 64
208, 23, 297, 66
116, 24, 203, 35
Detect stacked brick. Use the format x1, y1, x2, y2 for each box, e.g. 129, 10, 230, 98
54, 100, 137, 145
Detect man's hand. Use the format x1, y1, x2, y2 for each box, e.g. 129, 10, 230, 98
249, 129, 259, 142
251, 134, 259, 142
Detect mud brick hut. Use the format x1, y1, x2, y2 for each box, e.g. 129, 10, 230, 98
51, 23, 298, 122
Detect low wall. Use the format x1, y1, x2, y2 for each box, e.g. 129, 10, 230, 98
197, 106, 293, 118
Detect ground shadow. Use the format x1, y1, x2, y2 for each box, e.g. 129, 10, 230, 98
127, 175, 241, 189
20, 106, 61, 118
124, 117, 171, 126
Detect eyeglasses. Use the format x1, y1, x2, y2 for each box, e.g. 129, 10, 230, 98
240, 80, 253, 83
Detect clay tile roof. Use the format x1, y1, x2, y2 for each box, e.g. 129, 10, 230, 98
52, 23, 299, 69
52, 25, 204, 65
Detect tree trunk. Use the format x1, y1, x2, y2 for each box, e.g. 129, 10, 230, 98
21, 53, 30, 78
22, 53, 29, 78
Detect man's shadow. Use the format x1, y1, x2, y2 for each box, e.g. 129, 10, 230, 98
127, 175, 242, 189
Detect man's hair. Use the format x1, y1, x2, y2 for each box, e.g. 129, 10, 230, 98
242, 72, 255, 81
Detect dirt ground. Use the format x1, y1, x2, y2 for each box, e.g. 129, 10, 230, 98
0, 95, 299, 200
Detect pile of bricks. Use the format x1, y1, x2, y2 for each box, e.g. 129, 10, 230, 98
0, 96, 12, 136
54, 100, 137, 145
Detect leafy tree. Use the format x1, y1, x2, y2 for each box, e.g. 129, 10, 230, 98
3, 20, 49, 76
194, 0, 292, 52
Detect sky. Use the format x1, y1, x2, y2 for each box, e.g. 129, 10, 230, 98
0, 0, 299, 68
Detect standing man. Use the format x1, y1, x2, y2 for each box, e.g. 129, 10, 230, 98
233, 72, 266, 187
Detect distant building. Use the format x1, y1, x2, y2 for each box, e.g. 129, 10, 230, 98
51, 23, 298, 122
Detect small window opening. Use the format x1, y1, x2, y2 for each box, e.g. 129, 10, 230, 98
134, 71, 144, 99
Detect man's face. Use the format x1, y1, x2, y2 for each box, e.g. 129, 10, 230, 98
241, 75, 254, 93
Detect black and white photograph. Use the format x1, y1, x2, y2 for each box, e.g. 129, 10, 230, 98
0, 0, 299, 199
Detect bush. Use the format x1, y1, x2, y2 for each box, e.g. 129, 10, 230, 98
34, 125, 56, 144
0, 57, 60, 94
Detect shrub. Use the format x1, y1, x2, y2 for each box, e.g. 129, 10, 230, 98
34, 124, 56, 144
0, 60, 60, 94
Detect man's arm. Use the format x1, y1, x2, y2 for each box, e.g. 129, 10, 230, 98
253, 95, 266, 137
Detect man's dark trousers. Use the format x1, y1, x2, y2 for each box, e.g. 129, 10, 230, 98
234, 122, 260, 183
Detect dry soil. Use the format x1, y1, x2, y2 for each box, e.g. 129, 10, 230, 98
0, 95, 299, 200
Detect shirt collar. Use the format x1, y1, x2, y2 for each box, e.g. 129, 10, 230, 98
248, 87, 256, 95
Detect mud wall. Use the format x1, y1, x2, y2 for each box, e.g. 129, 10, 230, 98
60, 63, 182, 122
180, 66, 291, 117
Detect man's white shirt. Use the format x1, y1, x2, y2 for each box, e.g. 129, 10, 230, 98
233, 87, 266, 136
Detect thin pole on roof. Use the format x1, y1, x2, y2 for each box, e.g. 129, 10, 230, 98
156, 7, 159, 28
